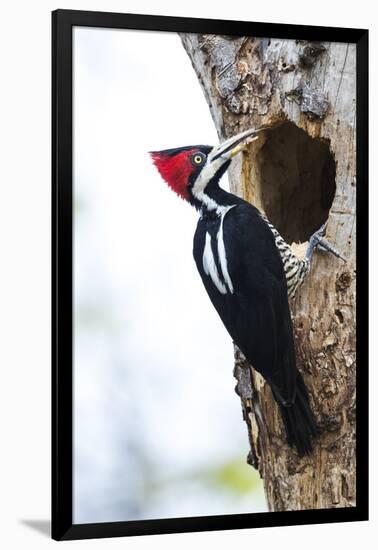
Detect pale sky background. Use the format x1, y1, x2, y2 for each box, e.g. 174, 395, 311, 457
73, 26, 265, 524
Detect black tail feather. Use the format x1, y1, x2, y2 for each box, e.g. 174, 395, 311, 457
274, 373, 318, 456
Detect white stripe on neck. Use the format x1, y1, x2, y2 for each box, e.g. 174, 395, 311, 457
196, 191, 222, 214
192, 154, 225, 214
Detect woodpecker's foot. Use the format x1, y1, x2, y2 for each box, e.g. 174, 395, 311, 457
306, 223, 346, 262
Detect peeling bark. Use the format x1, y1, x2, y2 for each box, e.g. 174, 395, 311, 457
181, 34, 356, 511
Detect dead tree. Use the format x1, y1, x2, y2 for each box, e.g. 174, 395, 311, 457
181, 34, 356, 511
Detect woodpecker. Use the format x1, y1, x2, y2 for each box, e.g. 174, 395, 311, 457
150, 128, 343, 455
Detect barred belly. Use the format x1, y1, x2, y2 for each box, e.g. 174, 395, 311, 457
262, 216, 310, 298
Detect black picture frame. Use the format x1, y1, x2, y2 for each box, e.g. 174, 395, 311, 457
52, 9, 369, 541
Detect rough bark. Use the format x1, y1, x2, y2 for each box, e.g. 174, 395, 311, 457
181, 34, 356, 511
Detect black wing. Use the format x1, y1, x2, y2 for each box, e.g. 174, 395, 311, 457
193, 203, 297, 404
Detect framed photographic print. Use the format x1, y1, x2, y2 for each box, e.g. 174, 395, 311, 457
52, 9, 368, 541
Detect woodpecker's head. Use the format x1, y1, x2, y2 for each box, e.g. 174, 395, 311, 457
150, 128, 260, 209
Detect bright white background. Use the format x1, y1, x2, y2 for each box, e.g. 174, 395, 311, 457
73, 26, 265, 523
0, 0, 376, 548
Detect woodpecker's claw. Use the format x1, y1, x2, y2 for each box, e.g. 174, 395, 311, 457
307, 223, 347, 263
317, 238, 347, 262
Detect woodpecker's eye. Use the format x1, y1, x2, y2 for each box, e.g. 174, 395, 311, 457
192, 153, 205, 165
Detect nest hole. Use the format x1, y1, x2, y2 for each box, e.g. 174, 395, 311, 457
257, 121, 336, 244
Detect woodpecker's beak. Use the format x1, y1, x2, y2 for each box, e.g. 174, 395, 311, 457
211, 127, 263, 162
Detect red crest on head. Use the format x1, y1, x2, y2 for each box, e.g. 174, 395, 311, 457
150, 149, 196, 200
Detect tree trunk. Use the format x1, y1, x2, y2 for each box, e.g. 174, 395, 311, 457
181, 34, 356, 511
